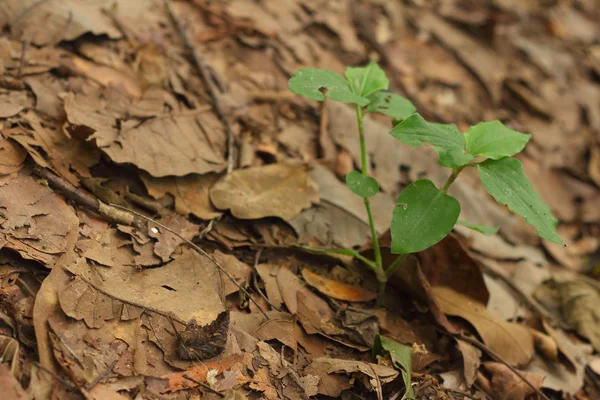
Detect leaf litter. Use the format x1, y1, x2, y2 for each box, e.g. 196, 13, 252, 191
0, 0, 598, 399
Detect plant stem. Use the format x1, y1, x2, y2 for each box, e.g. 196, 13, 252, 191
441, 166, 465, 192
385, 254, 408, 279
355, 104, 383, 270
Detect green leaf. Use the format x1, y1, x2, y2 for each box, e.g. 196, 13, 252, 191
345, 61, 389, 98
288, 68, 369, 105
457, 220, 499, 236
391, 180, 460, 254
373, 336, 415, 400
465, 121, 531, 159
364, 92, 416, 120
477, 158, 562, 244
389, 113, 472, 168
345, 171, 379, 198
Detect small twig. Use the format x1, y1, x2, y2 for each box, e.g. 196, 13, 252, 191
110, 204, 269, 319
85, 360, 117, 391
445, 388, 480, 400
165, 0, 236, 173
457, 333, 551, 400
198, 216, 219, 239
367, 363, 384, 400
183, 374, 225, 398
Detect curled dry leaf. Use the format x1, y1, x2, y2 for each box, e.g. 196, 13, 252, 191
301, 268, 376, 302
210, 164, 319, 221
433, 286, 535, 366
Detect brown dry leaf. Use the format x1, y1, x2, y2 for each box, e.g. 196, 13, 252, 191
23, 74, 65, 119
433, 286, 535, 366
309, 357, 398, 399
0, 137, 27, 175
0, 170, 79, 266
256, 264, 283, 310
210, 164, 319, 220
0, 0, 120, 46
147, 214, 199, 262
301, 268, 376, 302
416, 13, 506, 104
213, 251, 252, 296
63, 246, 225, 326
536, 273, 600, 352
95, 113, 226, 178
0, 364, 28, 400
141, 172, 223, 220
290, 164, 395, 248
483, 362, 544, 400
68, 56, 142, 99
75, 228, 133, 268
456, 339, 481, 387
0, 90, 28, 118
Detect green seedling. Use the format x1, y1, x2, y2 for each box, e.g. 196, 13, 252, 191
289, 61, 562, 304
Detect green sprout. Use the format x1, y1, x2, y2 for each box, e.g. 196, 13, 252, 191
288, 61, 562, 305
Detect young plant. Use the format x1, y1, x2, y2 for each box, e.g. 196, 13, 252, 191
288, 62, 562, 303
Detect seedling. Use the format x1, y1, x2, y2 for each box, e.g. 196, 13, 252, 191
288, 62, 562, 304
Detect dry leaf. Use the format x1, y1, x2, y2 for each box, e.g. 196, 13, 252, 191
0, 137, 27, 175
301, 268, 376, 302
433, 286, 535, 366
456, 339, 481, 387
483, 362, 544, 400
141, 172, 223, 220
210, 164, 319, 220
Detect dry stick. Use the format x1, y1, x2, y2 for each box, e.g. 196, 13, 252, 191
457, 333, 550, 400
110, 204, 269, 319
183, 374, 225, 398
165, 0, 236, 174
17, 41, 29, 79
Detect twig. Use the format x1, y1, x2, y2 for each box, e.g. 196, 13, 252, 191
183, 374, 225, 398
85, 360, 117, 391
33, 362, 77, 390
165, 0, 236, 173
457, 333, 551, 400
33, 166, 140, 228
110, 204, 269, 319
445, 388, 480, 400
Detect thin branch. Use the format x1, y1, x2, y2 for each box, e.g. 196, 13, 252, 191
165, 0, 236, 173
110, 204, 269, 319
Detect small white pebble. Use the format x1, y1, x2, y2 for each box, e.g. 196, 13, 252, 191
150, 227, 159, 234
206, 369, 218, 387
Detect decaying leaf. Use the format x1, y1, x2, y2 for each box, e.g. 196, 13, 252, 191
210, 164, 319, 220
0, 136, 27, 175
301, 268, 376, 302
433, 286, 535, 366
141, 172, 223, 220
483, 362, 544, 400
0, 170, 79, 266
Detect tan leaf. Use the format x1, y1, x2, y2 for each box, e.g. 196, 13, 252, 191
483, 362, 544, 400
301, 268, 376, 302
0, 137, 27, 175
141, 172, 223, 220
433, 286, 535, 366
210, 164, 319, 220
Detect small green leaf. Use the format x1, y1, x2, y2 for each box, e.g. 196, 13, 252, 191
364, 92, 416, 120
477, 158, 562, 244
373, 336, 415, 400
345, 171, 379, 198
288, 68, 368, 105
457, 220, 499, 236
465, 121, 531, 159
391, 180, 460, 254
345, 61, 389, 98
390, 113, 472, 168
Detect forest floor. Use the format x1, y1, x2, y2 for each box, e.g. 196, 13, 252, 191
0, 0, 599, 399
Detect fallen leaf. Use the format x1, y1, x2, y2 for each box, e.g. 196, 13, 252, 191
0, 170, 79, 266
0, 137, 27, 175
373, 335, 415, 400
433, 286, 535, 366
141, 172, 223, 220
210, 164, 319, 220
213, 251, 253, 296
0, 0, 121, 46
147, 214, 199, 262
483, 362, 544, 400
456, 339, 481, 387
0, 364, 28, 400
301, 268, 376, 302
